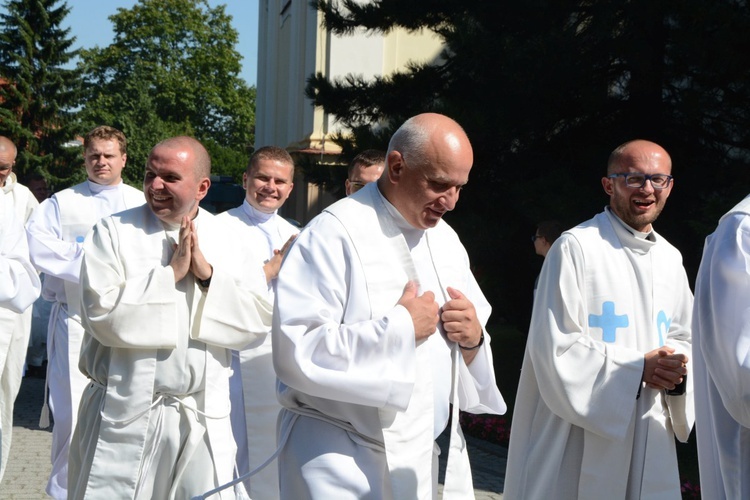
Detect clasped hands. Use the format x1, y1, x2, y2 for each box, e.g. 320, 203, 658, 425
397, 280, 483, 349
170, 216, 212, 283
642, 346, 688, 391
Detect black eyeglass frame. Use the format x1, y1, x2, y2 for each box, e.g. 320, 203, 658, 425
606, 173, 673, 190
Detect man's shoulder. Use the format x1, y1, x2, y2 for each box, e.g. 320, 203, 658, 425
55, 181, 90, 197
552, 214, 595, 245
108, 203, 149, 224
276, 213, 301, 235
721, 193, 750, 221
11, 181, 32, 196
119, 182, 143, 195
649, 229, 683, 259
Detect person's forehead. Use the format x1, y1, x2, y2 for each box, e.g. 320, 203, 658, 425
0, 150, 15, 165
616, 148, 671, 172
351, 163, 383, 179
86, 138, 121, 154
423, 162, 470, 185
148, 149, 192, 171
253, 159, 293, 178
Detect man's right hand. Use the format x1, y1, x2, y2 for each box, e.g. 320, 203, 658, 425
642, 346, 688, 390
170, 216, 193, 282
397, 280, 439, 341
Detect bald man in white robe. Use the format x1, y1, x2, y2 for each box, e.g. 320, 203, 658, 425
0, 136, 40, 482
505, 140, 693, 499
68, 137, 272, 500
0, 190, 41, 481
273, 114, 506, 500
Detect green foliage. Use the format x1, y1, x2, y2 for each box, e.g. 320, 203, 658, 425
306, 0, 750, 326
77, 0, 255, 183
0, 0, 83, 186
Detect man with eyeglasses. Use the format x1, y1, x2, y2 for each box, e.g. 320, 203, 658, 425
505, 140, 693, 499
345, 149, 386, 196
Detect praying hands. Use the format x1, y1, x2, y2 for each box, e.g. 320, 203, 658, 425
170, 215, 213, 283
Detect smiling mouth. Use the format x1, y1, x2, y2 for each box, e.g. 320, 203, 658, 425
151, 194, 171, 202
633, 199, 654, 209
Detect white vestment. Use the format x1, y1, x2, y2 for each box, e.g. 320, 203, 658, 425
273, 183, 506, 500
67, 205, 273, 500
505, 207, 694, 500
217, 200, 299, 500
25, 180, 144, 498
0, 174, 39, 482
692, 194, 750, 500
0, 190, 41, 482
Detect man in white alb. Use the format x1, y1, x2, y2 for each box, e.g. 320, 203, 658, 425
505, 140, 694, 499
25, 125, 144, 498
0, 188, 41, 482
218, 145, 298, 499
273, 113, 506, 499
692, 193, 750, 499
0, 136, 39, 482
67, 136, 273, 499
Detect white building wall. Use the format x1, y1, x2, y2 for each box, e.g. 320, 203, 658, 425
255, 0, 443, 222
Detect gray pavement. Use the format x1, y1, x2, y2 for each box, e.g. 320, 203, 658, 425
3, 376, 506, 499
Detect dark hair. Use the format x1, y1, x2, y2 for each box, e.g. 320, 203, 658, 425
348, 149, 386, 178
248, 146, 295, 177
537, 220, 565, 243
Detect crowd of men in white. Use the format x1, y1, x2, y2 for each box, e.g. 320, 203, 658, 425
0, 113, 747, 499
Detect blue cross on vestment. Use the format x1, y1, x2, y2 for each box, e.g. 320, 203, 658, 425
588, 301, 629, 342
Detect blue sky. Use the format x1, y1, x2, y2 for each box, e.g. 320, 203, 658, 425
3, 0, 259, 85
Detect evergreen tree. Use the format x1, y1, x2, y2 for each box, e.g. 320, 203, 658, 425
0, 0, 83, 187
78, 0, 255, 184
305, 0, 750, 325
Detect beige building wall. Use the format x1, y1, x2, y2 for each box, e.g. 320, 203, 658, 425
256, 0, 443, 223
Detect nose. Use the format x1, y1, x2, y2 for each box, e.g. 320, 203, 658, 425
151, 176, 165, 190
442, 186, 460, 211
639, 179, 656, 194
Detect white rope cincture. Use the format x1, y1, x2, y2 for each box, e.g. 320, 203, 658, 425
191, 412, 299, 500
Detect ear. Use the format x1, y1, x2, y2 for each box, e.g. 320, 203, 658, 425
387, 151, 404, 185
602, 176, 614, 196
242, 172, 248, 189
122, 153, 127, 167
196, 177, 211, 201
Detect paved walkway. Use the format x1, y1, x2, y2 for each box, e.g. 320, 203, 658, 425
2, 376, 506, 499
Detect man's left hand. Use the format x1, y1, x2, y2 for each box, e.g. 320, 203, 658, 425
442, 287, 483, 361
188, 220, 212, 281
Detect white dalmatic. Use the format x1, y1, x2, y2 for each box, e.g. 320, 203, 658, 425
692, 194, 750, 500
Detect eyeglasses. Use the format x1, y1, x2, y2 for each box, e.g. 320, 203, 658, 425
607, 173, 673, 189
531, 234, 542, 242
349, 181, 366, 193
